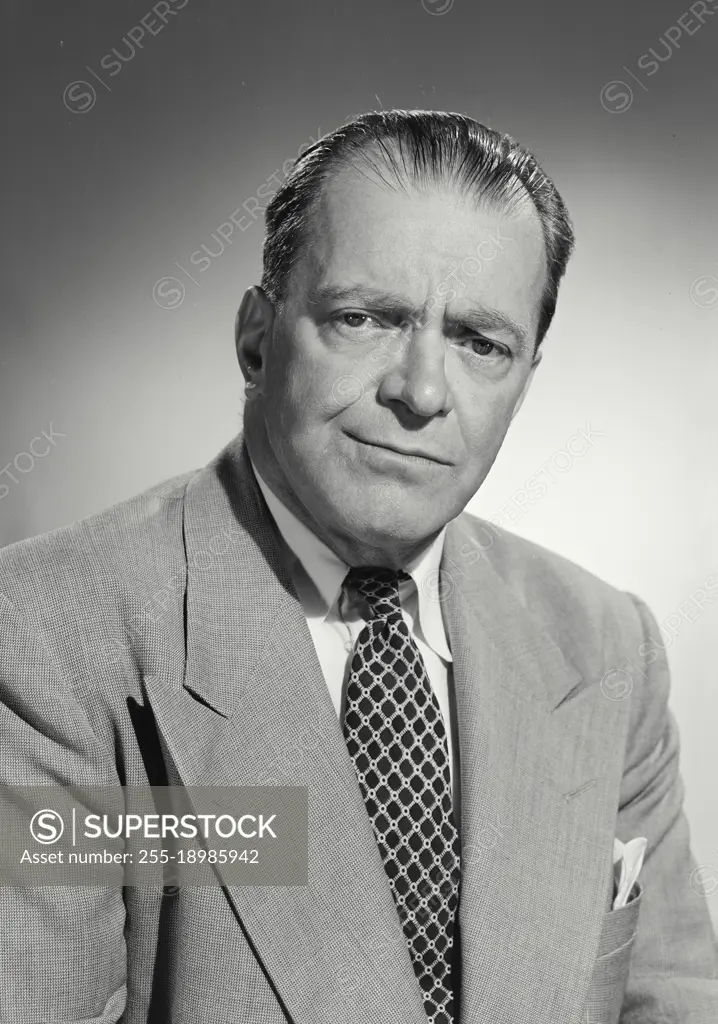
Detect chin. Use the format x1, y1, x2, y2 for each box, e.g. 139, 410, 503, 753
301, 462, 454, 535
335, 495, 446, 543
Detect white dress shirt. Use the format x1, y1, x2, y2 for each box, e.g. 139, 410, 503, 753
249, 457, 460, 815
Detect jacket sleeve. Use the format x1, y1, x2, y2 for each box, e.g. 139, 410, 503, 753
618, 593, 718, 1023
0, 592, 127, 1023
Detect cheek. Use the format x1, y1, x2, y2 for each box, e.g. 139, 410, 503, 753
455, 389, 520, 458
266, 341, 344, 434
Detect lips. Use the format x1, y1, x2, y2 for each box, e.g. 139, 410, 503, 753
346, 431, 452, 465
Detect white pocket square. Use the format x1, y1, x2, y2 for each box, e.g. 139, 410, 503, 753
612, 836, 647, 909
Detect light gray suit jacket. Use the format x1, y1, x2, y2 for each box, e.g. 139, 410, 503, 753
0, 433, 716, 1024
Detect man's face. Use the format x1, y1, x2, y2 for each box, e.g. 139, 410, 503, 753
245, 165, 547, 554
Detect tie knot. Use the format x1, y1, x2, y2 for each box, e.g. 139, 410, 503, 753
344, 566, 411, 620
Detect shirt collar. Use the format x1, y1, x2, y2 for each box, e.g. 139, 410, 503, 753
249, 456, 452, 663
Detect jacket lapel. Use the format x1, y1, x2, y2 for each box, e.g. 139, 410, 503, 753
143, 436, 428, 1024
442, 520, 626, 1024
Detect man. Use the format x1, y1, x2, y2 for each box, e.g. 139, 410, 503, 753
0, 110, 716, 1024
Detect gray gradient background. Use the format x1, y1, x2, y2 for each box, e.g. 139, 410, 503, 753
2, 0, 717, 925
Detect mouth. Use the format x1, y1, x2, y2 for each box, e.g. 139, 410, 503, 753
345, 431, 453, 466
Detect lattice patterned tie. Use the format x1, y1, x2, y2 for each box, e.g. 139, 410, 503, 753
341, 566, 461, 1024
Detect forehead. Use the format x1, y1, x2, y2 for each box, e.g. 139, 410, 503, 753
294, 162, 548, 335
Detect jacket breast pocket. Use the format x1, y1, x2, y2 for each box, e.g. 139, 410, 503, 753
583, 883, 643, 1024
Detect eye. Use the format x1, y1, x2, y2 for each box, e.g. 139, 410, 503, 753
342, 313, 370, 328
465, 337, 509, 359
337, 312, 377, 329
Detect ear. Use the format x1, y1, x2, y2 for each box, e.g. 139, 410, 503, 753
510, 349, 542, 421
235, 286, 275, 387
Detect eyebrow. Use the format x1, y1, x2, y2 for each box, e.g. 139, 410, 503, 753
306, 284, 529, 349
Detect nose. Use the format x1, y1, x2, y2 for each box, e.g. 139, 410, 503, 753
378, 325, 454, 418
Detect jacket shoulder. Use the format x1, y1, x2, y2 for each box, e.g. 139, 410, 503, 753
454, 511, 648, 673
0, 468, 196, 624
458, 510, 622, 596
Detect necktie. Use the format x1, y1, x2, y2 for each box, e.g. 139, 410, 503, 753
341, 566, 461, 1024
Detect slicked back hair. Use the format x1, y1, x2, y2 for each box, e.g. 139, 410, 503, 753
260, 109, 575, 351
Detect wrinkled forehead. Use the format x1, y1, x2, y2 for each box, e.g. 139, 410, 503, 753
288, 157, 548, 335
